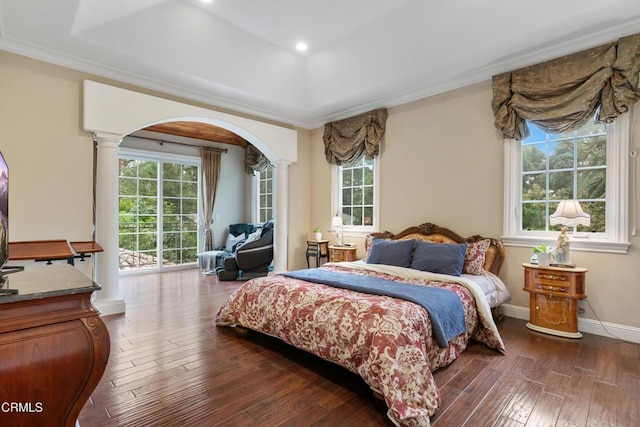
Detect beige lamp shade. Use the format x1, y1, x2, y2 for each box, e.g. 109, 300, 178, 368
549, 200, 591, 227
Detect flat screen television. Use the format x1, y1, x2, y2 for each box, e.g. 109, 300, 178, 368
0, 151, 7, 270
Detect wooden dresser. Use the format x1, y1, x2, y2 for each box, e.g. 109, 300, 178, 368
523, 263, 587, 338
0, 265, 110, 426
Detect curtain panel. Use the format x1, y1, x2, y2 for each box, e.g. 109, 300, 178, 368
323, 108, 388, 165
244, 143, 270, 175
201, 147, 224, 251
492, 33, 640, 140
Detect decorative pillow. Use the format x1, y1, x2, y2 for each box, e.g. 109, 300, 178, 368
463, 239, 491, 275
225, 233, 245, 252
410, 241, 467, 276
364, 234, 384, 261
244, 230, 262, 244
366, 238, 415, 268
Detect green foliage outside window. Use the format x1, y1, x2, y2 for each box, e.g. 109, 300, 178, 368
521, 117, 606, 233
118, 157, 199, 270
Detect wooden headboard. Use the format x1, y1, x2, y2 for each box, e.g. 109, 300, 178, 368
366, 222, 506, 275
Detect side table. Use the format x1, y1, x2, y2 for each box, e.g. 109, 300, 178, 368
328, 245, 357, 262
523, 263, 587, 338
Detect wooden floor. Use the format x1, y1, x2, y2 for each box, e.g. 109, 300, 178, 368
78, 269, 640, 427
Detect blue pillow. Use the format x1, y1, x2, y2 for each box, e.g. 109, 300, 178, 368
366, 239, 415, 268
410, 241, 468, 276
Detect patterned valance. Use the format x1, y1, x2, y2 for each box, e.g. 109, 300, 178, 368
492, 33, 640, 140
244, 143, 270, 175
323, 108, 388, 165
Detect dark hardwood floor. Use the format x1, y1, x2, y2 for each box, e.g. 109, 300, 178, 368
78, 269, 640, 427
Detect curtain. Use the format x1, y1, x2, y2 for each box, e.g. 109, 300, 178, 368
323, 108, 388, 165
244, 143, 270, 175
201, 147, 224, 251
492, 33, 640, 140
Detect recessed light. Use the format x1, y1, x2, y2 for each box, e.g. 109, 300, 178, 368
295, 42, 308, 52
200, 0, 213, 3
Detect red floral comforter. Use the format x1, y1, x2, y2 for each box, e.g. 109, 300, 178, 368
215, 263, 505, 426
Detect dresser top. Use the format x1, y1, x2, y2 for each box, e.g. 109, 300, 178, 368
0, 264, 100, 303
522, 262, 587, 273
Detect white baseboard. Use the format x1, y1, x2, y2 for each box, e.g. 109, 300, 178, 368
501, 303, 640, 344
94, 298, 126, 316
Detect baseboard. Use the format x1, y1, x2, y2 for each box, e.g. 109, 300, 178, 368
94, 298, 126, 316
501, 303, 640, 344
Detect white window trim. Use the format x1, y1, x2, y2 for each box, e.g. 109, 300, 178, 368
331, 156, 381, 237
502, 114, 631, 254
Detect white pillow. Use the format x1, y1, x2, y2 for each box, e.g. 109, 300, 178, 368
244, 230, 262, 244
225, 232, 245, 252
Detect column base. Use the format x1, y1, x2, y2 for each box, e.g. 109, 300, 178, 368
94, 298, 126, 316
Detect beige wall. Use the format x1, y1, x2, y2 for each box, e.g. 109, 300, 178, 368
309, 81, 640, 330
0, 52, 95, 242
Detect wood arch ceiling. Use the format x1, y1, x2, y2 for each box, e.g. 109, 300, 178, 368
143, 121, 248, 148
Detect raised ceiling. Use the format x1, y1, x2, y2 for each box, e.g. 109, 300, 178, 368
1, 0, 640, 129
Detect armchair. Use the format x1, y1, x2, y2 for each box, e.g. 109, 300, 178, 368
217, 221, 274, 281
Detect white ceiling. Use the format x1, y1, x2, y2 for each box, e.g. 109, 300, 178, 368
1, 0, 640, 129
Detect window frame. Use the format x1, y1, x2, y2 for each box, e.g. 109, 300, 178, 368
331, 156, 380, 237
502, 113, 630, 254
255, 164, 274, 224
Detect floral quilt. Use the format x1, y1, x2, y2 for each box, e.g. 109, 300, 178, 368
215, 263, 505, 427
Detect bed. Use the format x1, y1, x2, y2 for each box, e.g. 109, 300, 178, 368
215, 222, 510, 427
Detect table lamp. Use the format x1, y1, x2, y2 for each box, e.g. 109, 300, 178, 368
331, 213, 344, 247
549, 200, 590, 264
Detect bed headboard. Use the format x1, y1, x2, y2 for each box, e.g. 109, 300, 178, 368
366, 222, 505, 275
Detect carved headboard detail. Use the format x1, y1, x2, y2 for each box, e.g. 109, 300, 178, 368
367, 222, 505, 275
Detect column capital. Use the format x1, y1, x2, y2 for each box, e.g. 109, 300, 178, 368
93, 132, 124, 145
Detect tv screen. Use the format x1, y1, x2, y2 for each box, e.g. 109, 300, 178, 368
0, 151, 7, 269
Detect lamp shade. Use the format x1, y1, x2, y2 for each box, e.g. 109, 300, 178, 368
331, 214, 343, 228
549, 200, 591, 227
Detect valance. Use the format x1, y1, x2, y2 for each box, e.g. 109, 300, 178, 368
323, 108, 388, 165
244, 143, 270, 175
492, 33, 640, 139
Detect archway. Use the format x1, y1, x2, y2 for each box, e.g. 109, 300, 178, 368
83, 80, 297, 315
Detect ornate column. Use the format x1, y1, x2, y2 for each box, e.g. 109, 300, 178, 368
93, 132, 125, 315
273, 160, 290, 273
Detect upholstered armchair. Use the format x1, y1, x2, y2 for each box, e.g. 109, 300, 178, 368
216, 221, 274, 281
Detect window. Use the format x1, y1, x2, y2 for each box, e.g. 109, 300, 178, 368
257, 164, 274, 223
332, 157, 379, 234
119, 150, 200, 271
503, 113, 630, 253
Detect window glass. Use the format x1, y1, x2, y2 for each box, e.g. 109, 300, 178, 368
521, 116, 606, 233
337, 157, 377, 230
118, 155, 199, 271
257, 165, 273, 223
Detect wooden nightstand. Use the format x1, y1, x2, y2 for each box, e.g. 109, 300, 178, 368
329, 245, 357, 262
523, 263, 587, 338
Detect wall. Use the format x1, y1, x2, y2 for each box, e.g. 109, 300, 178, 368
309, 80, 640, 332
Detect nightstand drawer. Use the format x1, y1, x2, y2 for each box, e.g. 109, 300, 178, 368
534, 270, 571, 283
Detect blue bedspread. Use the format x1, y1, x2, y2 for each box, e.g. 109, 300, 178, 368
280, 269, 466, 348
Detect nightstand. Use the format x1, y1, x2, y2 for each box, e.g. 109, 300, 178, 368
523, 263, 587, 338
328, 245, 357, 262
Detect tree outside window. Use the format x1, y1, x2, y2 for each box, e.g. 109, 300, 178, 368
521, 116, 606, 233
